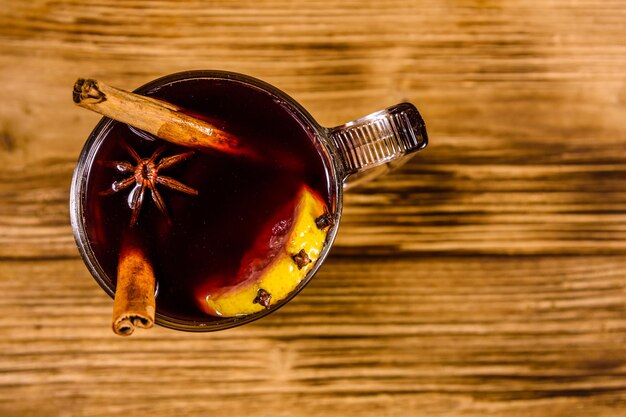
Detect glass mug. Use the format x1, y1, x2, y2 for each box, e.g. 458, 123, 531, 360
70, 70, 428, 331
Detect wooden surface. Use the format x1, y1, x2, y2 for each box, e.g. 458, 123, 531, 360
1, 1, 626, 416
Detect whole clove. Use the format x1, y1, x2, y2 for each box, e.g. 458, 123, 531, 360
315, 210, 334, 230
292, 249, 312, 269
253, 288, 272, 309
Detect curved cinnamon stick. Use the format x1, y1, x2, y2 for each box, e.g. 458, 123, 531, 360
73, 78, 254, 157
112, 236, 156, 336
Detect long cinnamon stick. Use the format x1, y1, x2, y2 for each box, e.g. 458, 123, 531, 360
73, 78, 253, 157
112, 236, 156, 336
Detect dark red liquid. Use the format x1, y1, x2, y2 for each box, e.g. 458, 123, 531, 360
84, 76, 331, 323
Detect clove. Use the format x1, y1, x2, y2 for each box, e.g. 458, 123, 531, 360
292, 249, 312, 269
253, 288, 272, 309
315, 210, 334, 230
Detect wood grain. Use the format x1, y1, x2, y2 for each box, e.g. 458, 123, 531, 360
1, 0, 626, 416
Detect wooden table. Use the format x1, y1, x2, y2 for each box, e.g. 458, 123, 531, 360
1, 1, 625, 416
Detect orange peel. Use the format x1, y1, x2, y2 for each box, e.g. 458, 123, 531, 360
201, 186, 328, 317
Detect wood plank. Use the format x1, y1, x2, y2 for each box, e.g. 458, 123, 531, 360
0, 256, 625, 416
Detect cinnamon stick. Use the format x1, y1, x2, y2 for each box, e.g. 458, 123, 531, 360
73, 78, 254, 157
112, 236, 156, 336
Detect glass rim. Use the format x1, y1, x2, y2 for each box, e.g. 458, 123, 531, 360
70, 70, 343, 332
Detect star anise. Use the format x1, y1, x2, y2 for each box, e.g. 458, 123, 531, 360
101, 143, 198, 226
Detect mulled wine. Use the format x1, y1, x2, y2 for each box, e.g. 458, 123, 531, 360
82, 76, 332, 323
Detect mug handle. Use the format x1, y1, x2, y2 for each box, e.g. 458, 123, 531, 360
327, 103, 428, 188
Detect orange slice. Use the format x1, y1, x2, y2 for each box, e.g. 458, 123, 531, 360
200, 186, 329, 317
